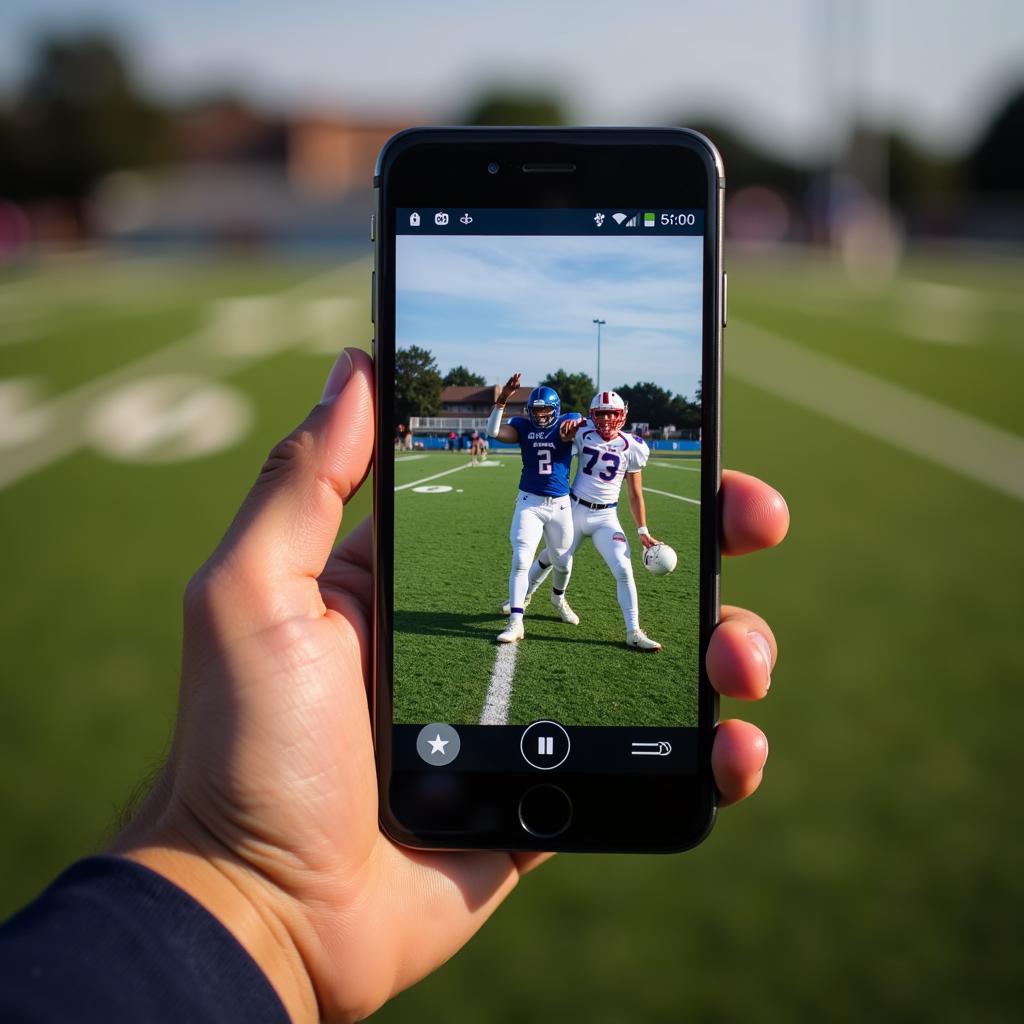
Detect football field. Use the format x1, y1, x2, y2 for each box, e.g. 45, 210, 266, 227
393, 449, 700, 727
1, 248, 1023, 1022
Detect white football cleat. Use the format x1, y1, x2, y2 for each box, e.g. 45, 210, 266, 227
552, 596, 580, 625
627, 629, 662, 651
497, 618, 525, 643
501, 593, 533, 615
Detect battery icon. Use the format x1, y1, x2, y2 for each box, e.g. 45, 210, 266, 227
644, 212, 655, 228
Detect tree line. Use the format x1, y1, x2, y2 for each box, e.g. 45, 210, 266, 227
395, 345, 700, 434
1, 32, 1021, 231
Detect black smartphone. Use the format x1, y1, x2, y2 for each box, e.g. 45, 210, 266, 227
373, 127, 724, 852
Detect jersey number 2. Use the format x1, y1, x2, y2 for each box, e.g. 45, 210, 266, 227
537, 449, 552, 475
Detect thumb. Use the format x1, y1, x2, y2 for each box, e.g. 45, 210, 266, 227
209, 347, 374, 626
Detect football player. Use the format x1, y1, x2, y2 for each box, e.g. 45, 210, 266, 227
487, 372, 582, 643
469, 428, 483, 465
513, 391, 664, 651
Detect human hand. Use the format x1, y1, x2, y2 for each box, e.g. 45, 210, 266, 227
639, 532, 660, 550
497, 371, 521, 405
115, 349, 788, 1023
559, 414, 585, 442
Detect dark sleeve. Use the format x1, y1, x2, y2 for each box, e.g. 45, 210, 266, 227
0, 856, 290, 1024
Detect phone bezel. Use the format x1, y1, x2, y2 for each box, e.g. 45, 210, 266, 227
373, 128, 723, 853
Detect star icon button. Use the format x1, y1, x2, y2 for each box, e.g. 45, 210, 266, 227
416, 723, 461, 765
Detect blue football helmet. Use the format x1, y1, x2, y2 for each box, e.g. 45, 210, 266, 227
526, 385, 560, 428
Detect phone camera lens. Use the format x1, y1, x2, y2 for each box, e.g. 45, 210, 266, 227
487, 162, 500, 175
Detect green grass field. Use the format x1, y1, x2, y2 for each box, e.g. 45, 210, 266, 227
394, 450, 700, 727
1, 247, 1022, 1022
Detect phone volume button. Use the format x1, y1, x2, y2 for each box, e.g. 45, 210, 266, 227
371, 271, 376, 324
722, 271, 728, 329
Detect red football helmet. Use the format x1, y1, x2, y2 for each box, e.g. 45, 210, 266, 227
590, 391, 628, 441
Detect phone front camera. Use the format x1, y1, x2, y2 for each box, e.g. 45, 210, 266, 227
487, 162, 500, 175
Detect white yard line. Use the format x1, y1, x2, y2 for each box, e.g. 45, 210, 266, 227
480, 643, 518, 725
393, 454, 428, 462
729, 318, 1024, 504
0, 261, 366, 492
649, 461, 701, 472
643, 486, 700, 506
393, 462, 473, 491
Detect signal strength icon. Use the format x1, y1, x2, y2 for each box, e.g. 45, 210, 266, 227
612, 212, 628, 225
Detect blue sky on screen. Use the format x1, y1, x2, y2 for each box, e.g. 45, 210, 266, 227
396, 234, 703, 401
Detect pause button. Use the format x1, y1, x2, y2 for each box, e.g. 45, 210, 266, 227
520, 720, 570, 770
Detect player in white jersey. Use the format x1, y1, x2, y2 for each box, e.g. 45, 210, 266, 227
514, 390, 664, 651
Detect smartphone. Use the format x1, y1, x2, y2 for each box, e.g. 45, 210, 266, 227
373, 128, 724, 852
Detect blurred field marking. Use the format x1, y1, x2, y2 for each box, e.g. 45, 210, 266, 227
84, 375, 252, 464
643, 486, 700, 506
729, 319, 1024, 504
0, 380, 54, 447
394, 463, 474, 492
897, 281, 981, 345
649, 461, 701, 472
394, 454, 428, 462
480, 642, 518, 725
0, 261, 364, 491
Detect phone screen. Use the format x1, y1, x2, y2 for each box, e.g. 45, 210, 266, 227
389, 207, 706, 779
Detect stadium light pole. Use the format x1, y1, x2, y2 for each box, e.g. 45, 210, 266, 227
593, 319, 606, 391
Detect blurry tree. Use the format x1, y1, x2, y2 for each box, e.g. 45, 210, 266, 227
0, 33, 168, 202
680, 119, 808, 195
462, 89, 569, 126
842, 124, 961, 208
539, 369, 594, 415
616, 381, 699, 431
443, 366, 487, 386
968, 86, 1024, 194
395, 346, 443, 426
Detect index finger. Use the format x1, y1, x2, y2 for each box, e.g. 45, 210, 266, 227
721, 470, 789, 556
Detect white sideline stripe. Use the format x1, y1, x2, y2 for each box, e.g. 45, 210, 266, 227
394, 454, 427, 462
650, 461, 701, 472
643, 486, 700, 506
729, 318, 1024, 504
0, 261, 365, 492
480, 642, 518, 725
393, 463, 472, 491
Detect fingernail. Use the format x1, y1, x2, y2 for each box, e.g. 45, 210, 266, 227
747, 631, 773, 692
320, 349, 354, 405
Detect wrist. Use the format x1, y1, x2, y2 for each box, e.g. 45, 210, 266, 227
637, 526, 650, 537
115, 821, 318, 1024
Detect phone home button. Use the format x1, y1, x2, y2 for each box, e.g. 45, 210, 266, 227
518, 784, 573, 839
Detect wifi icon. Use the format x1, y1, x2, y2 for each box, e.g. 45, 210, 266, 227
612, 213, 628, 225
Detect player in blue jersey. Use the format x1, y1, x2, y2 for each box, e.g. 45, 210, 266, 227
487, 372, 582, 643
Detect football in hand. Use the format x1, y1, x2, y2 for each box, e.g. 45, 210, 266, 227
642, 542, 678, 576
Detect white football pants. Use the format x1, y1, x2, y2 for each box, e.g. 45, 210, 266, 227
540, 502, 640, 632
508, 492, 573, 613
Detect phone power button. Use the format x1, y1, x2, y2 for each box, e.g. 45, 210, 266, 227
722, 271, 728, 329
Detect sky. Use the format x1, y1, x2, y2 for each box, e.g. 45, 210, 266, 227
396, 234, 704, 400
1, 1, 1022, 159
